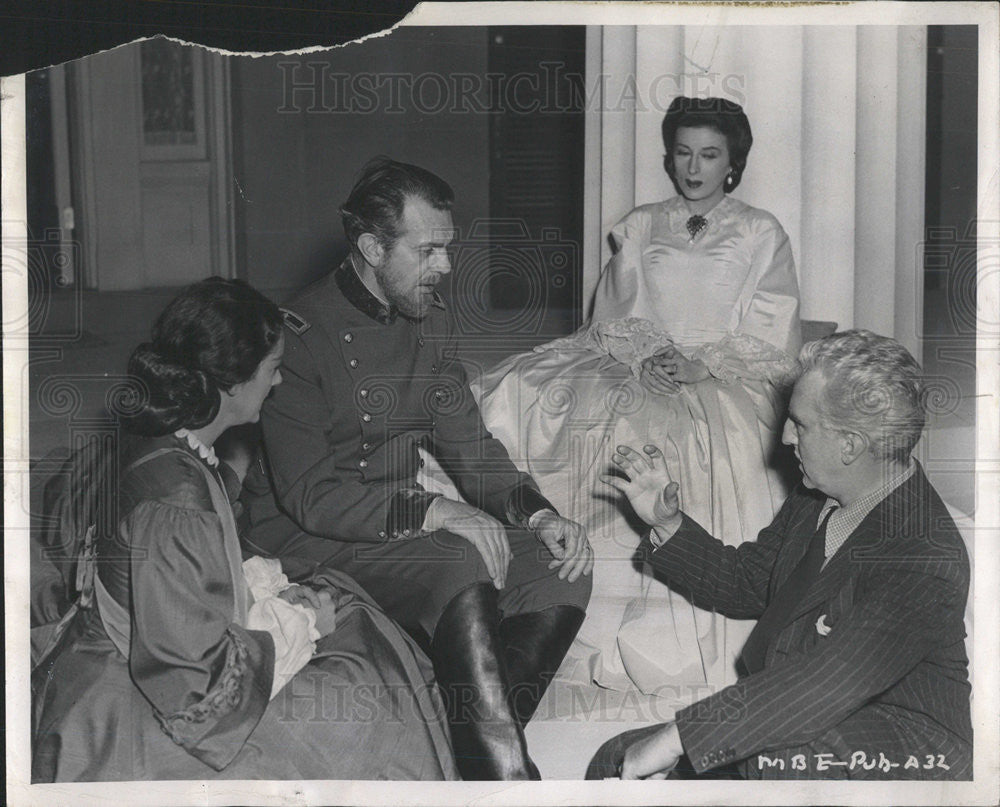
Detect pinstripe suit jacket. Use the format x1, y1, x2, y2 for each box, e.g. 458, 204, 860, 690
648, 463, 972, 778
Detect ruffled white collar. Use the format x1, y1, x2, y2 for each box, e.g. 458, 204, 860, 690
174, 429, 219, 467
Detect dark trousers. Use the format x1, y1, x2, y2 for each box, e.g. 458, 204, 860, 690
256, 527, 592, 641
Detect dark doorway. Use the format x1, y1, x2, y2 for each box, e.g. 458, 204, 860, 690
923, 25, 977, 342
479, 26, 586, 349
921, 24, 978, 517
26, 70, 59, 241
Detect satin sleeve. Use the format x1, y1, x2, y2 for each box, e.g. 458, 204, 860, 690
589, 207, 652, 324
125, 500, 275, 771
693, 217, 801, 385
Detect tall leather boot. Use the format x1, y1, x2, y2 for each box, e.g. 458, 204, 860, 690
500, 605, 586, 727
431, 583, 541, 780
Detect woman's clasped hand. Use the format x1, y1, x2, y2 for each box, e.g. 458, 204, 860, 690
640, 345, 712, 394
275, 584, 347, 637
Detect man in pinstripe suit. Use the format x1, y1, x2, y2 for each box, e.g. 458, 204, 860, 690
588, 330, 972, 780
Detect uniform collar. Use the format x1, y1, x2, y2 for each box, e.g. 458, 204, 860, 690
335, 255, 398, 325
334, 255, 447, 324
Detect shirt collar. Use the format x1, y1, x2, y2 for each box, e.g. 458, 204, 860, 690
335, 255, 398, 325
819, 459, 916, 558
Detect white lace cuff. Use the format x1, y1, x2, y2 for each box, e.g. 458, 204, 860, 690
692, 332, 798, 386
243, 555, 292, 600
243, 556, 319, 699
534, 317, 674, 380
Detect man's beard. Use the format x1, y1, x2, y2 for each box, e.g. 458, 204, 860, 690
375, 266, 433, 319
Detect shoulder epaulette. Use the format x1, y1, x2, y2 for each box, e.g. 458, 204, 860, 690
280, 307, 311, 335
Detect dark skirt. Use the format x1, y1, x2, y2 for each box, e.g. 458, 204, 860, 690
33, 570, 458, 782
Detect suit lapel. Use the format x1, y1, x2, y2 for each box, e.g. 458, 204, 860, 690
769, 497, 826, 598
785, 521, 868, 626
785, 468, 923, 626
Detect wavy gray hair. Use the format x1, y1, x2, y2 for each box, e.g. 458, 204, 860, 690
797, 330, 926, 463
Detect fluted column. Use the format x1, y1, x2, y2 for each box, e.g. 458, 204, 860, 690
854, 27, 902, 342
894, 26, 928, 358
597, 26, 636, 279
800, 26, 858, 332
634, 26, 682, 206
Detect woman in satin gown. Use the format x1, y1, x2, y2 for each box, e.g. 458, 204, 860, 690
472, 97, 801, 697
32, 278, 458, 782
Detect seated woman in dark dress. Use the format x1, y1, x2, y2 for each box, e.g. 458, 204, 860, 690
32, 278, 458, 781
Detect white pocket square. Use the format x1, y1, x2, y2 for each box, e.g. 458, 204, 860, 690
815, 614, 832, 636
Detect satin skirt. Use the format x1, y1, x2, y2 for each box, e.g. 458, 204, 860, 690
33, 568, 458, 782
470, 347, 790, 696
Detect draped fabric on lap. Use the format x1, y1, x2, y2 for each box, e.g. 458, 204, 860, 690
32, 434, 458, 782
472, 195, 801, 695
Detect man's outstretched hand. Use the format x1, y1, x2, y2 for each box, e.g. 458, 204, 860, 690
601, 444, 683, 539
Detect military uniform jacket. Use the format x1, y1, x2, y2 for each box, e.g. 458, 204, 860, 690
243, 259, 551, 548
649, 464, 972, 778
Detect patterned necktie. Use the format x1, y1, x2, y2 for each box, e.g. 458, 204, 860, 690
686, 214, 708, 240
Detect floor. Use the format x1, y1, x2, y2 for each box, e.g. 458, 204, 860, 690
24, 283, 981, 779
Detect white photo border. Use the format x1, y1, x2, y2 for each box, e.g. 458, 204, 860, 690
4, 2, 998, 805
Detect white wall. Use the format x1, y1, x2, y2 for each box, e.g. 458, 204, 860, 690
584, 25, 927, 356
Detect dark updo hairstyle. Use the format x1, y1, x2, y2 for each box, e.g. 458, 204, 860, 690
661, 96, 753, 192
340, 156, 454, 252
122, 277, 282, 436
